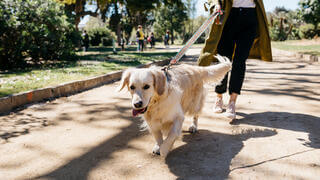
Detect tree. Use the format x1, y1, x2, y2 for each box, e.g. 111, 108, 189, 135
103, 0, 183, 45
269, 6, 301, 41
56, 0, 105, 28
299, 0, 320, 30
154, 3, 188, 44
182, 0, 196, 43
0, 0, 78, 70
58, 0, 185, 45
185, 0, 196, 33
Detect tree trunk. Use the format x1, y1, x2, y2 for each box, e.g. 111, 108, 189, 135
170, 16, 174, 44
171, 29, 174, 44
117, 24, 121, 46
286, 24, 293, 39
74, 0, 84, 30
114, 3, 122, 45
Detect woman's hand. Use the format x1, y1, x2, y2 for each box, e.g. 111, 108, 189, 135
205, 1, 221, 14
212, 4, 221, 14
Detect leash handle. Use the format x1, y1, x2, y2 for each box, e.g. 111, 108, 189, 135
169, 10, 223, 65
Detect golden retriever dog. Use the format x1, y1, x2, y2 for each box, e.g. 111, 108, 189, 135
118, 55, 231, 157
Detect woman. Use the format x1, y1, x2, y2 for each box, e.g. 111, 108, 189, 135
150, 32, 155, 48
164, 30, 170, 48
136, 25, 145, 52
198, 0, 272, 119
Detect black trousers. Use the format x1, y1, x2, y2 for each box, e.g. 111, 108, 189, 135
215, 8, 257, 95
138, 40, 144, 51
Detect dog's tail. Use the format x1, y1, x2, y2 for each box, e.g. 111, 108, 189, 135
201, 55, 232, 83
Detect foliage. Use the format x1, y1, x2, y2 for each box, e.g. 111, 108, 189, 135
287, 27, 301, 40
183, 16, 207, 44
86, 27, 116, 46
85, 16, 107, 29
299, 24, 319, 39
268, 7, 301, 41
299, 0, 320, 30
153, 3, 188, 44
270, 26, 288, 41
0, 0, 79, 70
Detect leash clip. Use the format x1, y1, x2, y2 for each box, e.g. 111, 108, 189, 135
161, 65, 171, 81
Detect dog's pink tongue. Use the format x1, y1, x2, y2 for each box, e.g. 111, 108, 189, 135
132, 107, 147, 117
132, 109, 142, 117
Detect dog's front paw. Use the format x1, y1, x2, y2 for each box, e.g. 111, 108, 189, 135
188, 124, 197, 133
160, 141, 173, 157
160, 146, 169, 157
152, 144, 160, 155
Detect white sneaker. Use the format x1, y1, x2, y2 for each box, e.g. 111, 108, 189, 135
213, 97, 223, 113
225, 101, 236, 119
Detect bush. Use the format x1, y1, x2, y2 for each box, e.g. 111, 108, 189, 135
299, 24, 318, 39
270, 26, 287, 41
102, 37, 113, 46
196, 33, 206, 44
182, 32, 206, 44
287, 27, 301, 40
86, 27, 115, 46
0, 0, 79, 70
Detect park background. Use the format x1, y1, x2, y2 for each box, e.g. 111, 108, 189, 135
0, 1, 320, 179
0, 0, 319, 97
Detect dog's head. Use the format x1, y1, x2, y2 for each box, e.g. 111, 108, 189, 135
118, 67, 167, 117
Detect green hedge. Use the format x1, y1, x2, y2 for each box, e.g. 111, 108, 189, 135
270, 26, 287, 41
299, 24, 319, 39
86, 27, 115, 46
0, 0, 79, 70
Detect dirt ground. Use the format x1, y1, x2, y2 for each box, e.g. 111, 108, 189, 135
0, 47, 320, 180
289, 38, 320, 46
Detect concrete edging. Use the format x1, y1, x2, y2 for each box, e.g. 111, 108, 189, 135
295, 53, 319, 62
0, 59, 170, 114
273, 48, 319, 63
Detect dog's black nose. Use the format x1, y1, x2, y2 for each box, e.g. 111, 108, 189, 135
134, 101, 143, 108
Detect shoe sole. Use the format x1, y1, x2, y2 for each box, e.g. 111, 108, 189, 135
213, 109, 223, 113
224, 112, 236, 120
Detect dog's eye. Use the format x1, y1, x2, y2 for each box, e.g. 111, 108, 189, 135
130, 85, 135, 90
143, 84, 150, 90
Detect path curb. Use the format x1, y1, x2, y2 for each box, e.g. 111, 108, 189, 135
295, 53, 319, 62
0, 59, 170, 115
273, 48, 319, 63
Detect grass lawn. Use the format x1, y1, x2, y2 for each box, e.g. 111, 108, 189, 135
272, 40, 320, 56
0, 46, 176, 98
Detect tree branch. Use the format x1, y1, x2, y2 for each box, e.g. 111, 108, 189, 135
78, 11, 99, 18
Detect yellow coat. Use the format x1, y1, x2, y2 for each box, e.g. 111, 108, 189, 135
138, 30, 144, 40
198, 0, 272, 66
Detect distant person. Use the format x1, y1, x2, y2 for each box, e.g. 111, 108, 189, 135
147, 35, 152, 47
120, 35, 125, 51
136, 25, 145, 52
164, 30, 170, 48
82, 30, 89, 51
144, 36, 148, 50
148, 32, 155, 49
149, 32, 155, 49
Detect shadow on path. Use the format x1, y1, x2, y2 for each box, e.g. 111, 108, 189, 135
231, 112, 320, 149
32, 97, 147, 180
166, 129, 276, 180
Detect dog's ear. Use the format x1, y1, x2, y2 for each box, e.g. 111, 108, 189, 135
152, 70, 166, 95
118, 69, 131, 91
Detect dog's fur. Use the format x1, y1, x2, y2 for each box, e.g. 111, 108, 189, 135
118, 55, 231, 157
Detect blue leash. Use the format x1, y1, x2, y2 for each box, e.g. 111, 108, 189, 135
169, 9, 223, 66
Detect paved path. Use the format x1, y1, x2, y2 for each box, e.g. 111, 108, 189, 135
0, 47, 320, 179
